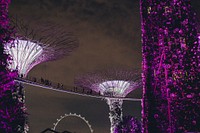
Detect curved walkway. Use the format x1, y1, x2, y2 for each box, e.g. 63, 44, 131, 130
15, 77, 142, 102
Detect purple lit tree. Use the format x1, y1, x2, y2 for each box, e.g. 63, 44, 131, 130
5, 19, 79, 77
114, 116, 141, 133
0, 0, 28, 132
75, 68, 141, 133
2, 18, 78, 131
140, 0, 200, 132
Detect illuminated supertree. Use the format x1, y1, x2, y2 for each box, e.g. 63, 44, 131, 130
140, 0, 200, 132
75, 68, 141, 133
3, 18, 78, 132
0, 1, 28, 132
5, 19, 79, 77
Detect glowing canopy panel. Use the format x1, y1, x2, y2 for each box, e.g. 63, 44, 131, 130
75, 68, 142, 98
98, 80, 139, 97
5, 39, 43, 76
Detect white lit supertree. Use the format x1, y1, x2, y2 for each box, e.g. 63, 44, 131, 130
3, 19, 78, 132
75, 68, 141, 133
5, 19, 79, 77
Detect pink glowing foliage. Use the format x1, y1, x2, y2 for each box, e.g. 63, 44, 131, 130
140, 0, 200, 132
114, 116, 141, 133
0, 0, 27, 132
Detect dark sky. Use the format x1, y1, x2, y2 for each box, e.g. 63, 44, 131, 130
9, 0, 200, 133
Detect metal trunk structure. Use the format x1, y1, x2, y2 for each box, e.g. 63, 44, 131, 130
75, 68, 141, 133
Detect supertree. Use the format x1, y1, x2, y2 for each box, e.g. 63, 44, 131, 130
4, 18, 79, 77
140, 0, 200, 132
75, 68, 141, 133
114, 116, 141, 133
3, 18, 78, 131
0, 0, 28, 132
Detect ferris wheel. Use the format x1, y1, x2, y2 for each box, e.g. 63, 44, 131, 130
52, 113, 94, 133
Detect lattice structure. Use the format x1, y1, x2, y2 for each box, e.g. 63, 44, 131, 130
0, 1, 28, 132
5, 19, 78, 77
75, 68, 141, 133
140, 0, 200, 132
52, 113, 94, 133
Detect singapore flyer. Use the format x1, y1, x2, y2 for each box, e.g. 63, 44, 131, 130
52, 113, 94, 133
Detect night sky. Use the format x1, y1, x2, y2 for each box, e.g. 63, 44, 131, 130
8, 0, 200, 133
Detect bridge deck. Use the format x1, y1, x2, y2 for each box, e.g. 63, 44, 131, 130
15, 77, 141, 102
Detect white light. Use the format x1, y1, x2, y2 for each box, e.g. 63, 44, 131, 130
53, 113, 94, 133
5, 39, 43, 76
99, 80, 130, 97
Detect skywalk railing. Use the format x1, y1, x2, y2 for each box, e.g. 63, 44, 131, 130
14, 76, 142, 102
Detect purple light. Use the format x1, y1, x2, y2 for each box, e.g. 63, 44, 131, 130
5, 39, 43, 76
75, 68, 141, 133
96, 80, 139, 97
0, 0, 28, 132
140, 0, 200, 132
114, 116, 141, 133
5, 19, 79, 77
75, 68, 141, 96
1, 16, 79, 132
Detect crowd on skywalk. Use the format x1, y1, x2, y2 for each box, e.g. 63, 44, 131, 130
17, 74, 101, 97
